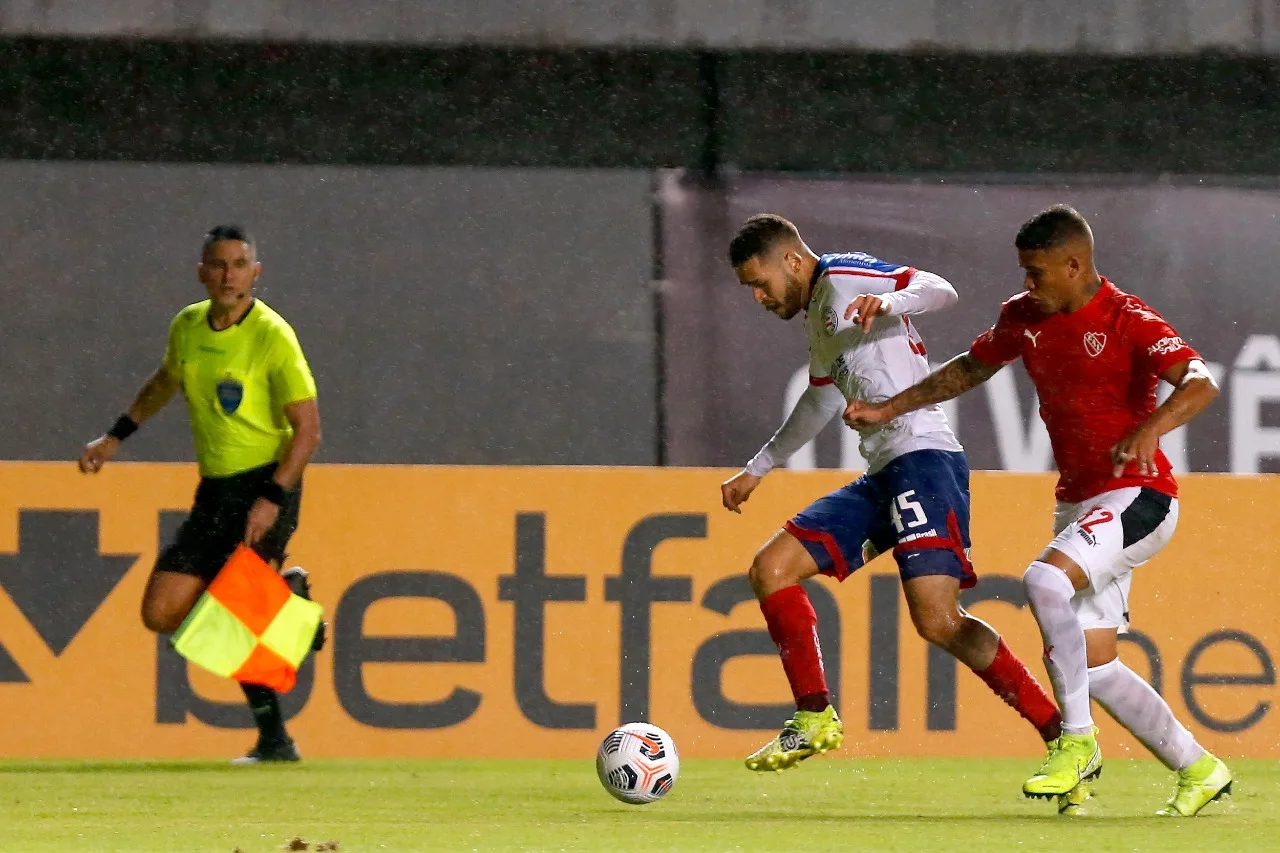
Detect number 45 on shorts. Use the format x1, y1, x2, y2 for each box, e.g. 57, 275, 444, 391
890, 490, 928, 534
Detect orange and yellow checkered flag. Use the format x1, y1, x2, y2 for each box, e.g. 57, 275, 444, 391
171, 545, 323, 693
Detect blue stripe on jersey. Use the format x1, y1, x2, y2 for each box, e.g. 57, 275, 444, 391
817, 252, 906, 276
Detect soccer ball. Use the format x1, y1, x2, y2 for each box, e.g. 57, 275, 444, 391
595, 722, 680, 804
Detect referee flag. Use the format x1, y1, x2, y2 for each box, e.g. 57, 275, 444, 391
171, 545, 322, 692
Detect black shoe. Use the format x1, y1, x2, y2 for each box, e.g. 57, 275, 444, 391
282, 566, 327, 652
230, 738, 301, 765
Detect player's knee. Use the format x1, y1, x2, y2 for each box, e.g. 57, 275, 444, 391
1022, 561, 1045, 587
141, 609, 177, 635
1022, 560, 1073, 601
910, 606, 962, 649
140, 599, 184, 634
749, 549, 797, 599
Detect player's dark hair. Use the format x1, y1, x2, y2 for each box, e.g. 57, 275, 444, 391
728, 214, 800, 266
1015, 205, 1092, 251
202, 224, 254, 255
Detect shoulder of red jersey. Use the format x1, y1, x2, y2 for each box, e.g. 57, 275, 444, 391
995, 291, 1046, 325
1111, 289, 1167, 322
1101, 282, 1201, 368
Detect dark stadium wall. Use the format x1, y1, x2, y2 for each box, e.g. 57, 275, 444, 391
4, 39, 1280, 467
3, 39, 1280, 173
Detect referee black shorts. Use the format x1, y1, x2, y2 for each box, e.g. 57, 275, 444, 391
156, 462, 302, 582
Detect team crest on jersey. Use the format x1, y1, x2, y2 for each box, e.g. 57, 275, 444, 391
216, 377, 244, 414
1083, 331, 1107, 357
822, 306, 839, 336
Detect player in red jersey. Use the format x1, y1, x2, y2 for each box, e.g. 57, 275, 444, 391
844, 206, 1231, 816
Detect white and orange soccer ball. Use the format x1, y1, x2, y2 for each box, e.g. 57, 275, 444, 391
595, 722, 680, 804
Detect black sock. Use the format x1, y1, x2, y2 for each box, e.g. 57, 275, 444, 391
241, 683, 289, 744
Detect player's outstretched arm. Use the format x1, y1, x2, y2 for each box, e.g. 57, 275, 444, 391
79, 366, 181, 473
1110, 359, 1218, 477
843, 352, 1003, 429
722, 382, 844, 513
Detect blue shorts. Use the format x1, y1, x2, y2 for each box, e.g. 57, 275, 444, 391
784, 449, 977, 588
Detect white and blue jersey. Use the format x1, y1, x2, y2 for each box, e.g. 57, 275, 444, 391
804, 253, 962, 473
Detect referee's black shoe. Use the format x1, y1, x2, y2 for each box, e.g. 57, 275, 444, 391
282, 565, 326, 652
231, 737, 301, 765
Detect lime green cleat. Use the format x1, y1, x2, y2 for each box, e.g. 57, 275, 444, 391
1056, 781, 1093, 816
1023, 727, 1102, 799
1157, 753, 1232, 817
745, 706, 843, 772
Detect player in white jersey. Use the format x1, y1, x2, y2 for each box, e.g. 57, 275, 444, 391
722, 214, 1063, 775
799, 251, 962, 469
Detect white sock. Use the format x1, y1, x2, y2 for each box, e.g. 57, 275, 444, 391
1089, 658, 1205, 771
1023, 561, 1093, 734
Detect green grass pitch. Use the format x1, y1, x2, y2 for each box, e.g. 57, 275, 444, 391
1, 758, 1274, 852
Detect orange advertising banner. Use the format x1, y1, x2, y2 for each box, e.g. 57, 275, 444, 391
0, 462, 1274, 761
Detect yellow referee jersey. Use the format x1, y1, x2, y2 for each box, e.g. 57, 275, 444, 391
162, 299, 317, 478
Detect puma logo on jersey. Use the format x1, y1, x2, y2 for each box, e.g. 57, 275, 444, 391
1023, 329, 1042, 347
1083, 331, 1107, 357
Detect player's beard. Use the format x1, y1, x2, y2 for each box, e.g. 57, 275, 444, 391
759, 273, 807, 320
777, 273, 806, 319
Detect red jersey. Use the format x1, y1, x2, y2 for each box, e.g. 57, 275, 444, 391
969, 278, 1201, 504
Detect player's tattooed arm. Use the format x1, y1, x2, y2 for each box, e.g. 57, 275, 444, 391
892, 353, 1002, 414
844, 352, 1003, 428
1111, 359, 1219, 477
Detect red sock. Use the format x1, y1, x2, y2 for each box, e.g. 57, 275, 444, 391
975, 638, 1062, 742
759, 585, 830, 711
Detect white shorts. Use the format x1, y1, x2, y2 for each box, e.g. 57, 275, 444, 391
1048, 487, 1179, 633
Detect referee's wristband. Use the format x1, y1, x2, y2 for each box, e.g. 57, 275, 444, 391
260, 480, 288, 507
107, 414, 139, 441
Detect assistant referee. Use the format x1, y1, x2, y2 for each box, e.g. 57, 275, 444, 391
80, 224, 322, 764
